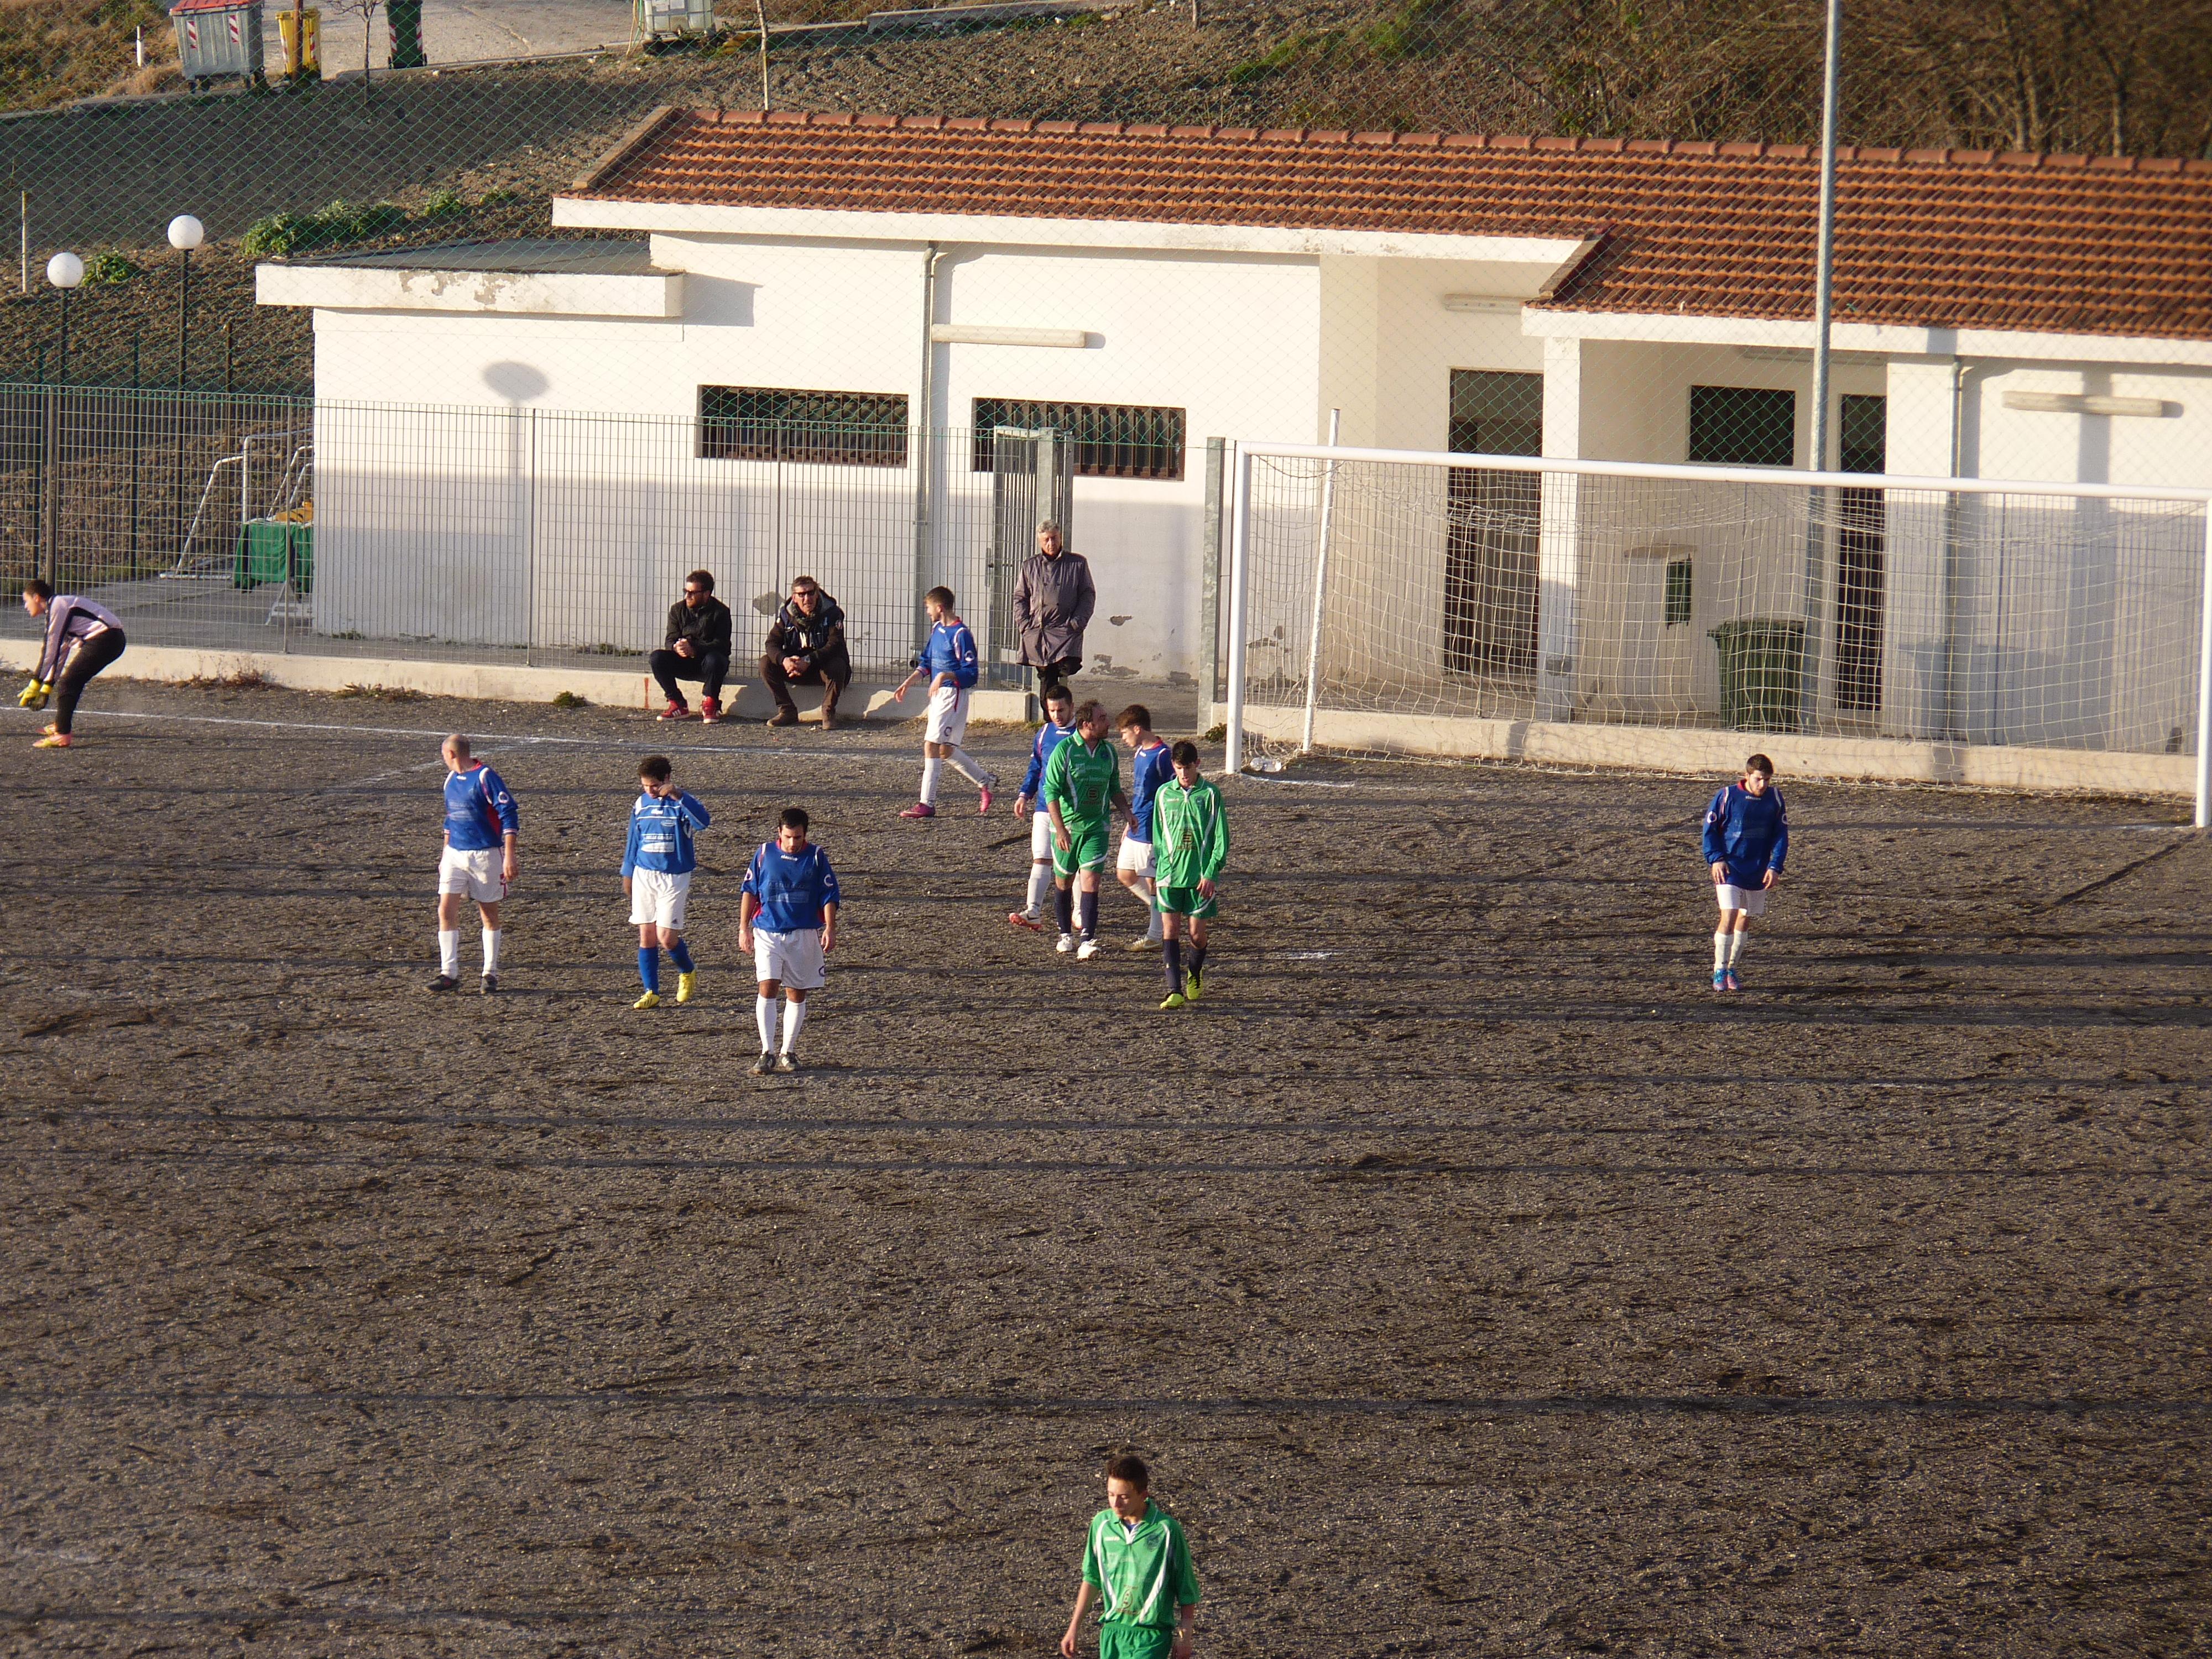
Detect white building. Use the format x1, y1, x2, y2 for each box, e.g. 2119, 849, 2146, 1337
259, 112, 2212, 746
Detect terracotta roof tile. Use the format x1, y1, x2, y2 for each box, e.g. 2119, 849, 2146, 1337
567, 111, 2212, 342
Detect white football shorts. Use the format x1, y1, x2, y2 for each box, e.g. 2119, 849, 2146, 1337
1115, 831, 1156, 877
753, 926, 826, 991
629, 868, 692, 928
437, 844, 507, 903
1029, 806, 1055, 860
925, 683, 970, 746
1715, 881, 1767, 917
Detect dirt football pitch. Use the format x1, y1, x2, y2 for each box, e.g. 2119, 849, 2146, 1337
3, 680, 2208, 1657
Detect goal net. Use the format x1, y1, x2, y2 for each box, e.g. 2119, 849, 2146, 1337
1225, 443, 2210, 807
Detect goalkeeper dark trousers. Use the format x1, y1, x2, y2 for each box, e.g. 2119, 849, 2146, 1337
54, 627, 126, 734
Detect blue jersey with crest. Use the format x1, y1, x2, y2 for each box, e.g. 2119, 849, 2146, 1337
621, 790, 712, 876
742, 839, 841, 932
442, 764, 518, 852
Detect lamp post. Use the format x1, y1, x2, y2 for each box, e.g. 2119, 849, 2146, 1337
168, 213, 203, 389
45, 251, 82, 384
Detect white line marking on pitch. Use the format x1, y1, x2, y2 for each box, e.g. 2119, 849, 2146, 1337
2, 705, 865, 763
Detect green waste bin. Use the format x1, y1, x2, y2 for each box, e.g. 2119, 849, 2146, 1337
234, 519, 314, 591
1709, 618, 1804, 733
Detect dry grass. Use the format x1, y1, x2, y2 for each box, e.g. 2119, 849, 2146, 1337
0, 0, 175, 112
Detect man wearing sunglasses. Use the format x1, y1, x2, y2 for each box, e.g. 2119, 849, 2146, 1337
650, 569, 735, 723
760, 576, 852, 732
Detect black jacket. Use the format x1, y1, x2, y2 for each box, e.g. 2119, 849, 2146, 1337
664, 594, 734, 656
764, 594, 851, 675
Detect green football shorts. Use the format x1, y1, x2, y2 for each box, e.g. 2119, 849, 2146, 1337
1052, 817, 1111, 878
1154, 884, 1218, 920
1098, 1623, 1175, 1659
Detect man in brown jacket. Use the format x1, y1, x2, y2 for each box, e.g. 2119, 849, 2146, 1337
1012, 519, 1095, 700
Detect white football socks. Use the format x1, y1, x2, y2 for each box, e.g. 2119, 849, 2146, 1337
1728, 931, 1748, 968
1026, 861, 1052, 916
920, 757, 943, 806
947, 747, 989, 788
780, 998, 808, 1053
1713, 931, 1730, 973
1144, 886, 1162, 942
482, 927, 502, 975
439, 929, 461, 978
755, 994, 775, 1051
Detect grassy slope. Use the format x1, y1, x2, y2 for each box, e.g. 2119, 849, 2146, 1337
0, 0, 178, 111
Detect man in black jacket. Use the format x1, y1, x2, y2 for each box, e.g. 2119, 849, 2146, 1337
650, 570, 735, 722
761, 575, 853, 731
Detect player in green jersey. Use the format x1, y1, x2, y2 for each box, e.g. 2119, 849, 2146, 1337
1042, 698, 1128, 961
1151, 742, 1227, 1010
1061, 1454, 1200, 1659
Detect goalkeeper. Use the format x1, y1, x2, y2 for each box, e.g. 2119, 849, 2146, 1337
19, 580, 126, 749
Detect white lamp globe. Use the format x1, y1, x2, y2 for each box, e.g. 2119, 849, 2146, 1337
167, 215, 205, 251
45, 251, 84, 289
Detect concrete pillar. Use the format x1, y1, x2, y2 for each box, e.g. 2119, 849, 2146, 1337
1537, 334, 1583, 720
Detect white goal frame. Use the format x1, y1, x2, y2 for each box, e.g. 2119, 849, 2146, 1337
1223, 441, 2212, 826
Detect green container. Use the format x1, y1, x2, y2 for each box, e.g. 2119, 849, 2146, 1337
234, 519, 314, 592
1709, 618, 1805, 733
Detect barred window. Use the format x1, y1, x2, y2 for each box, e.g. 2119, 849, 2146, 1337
1665, 557, 1694, 627
971, 399, 1186, 479
1689, 385, 1796, 468
699, 386, 909, 466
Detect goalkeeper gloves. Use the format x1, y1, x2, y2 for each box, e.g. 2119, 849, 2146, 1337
17, 680, 51, 710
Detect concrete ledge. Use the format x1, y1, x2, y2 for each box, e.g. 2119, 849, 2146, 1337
0, 641, 1040, 727
1229, 701, 2196, 798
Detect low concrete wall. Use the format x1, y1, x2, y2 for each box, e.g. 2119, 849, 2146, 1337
1224, 700, 2196, 798
0, 641, 1034, 727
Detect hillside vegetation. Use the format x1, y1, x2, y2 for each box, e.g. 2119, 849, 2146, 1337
0, 0, 176, 110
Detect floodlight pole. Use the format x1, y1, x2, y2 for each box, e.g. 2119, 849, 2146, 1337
1801, 0, 1842, 734
2195, 505, 2211, 828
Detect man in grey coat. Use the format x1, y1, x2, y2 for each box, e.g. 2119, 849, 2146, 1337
1011, 519, 1095, 699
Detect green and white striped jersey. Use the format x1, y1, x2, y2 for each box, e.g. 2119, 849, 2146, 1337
1150, 778, 1227, 889
1081, 1503, 1202, 1630
1044, 734, 1121, 826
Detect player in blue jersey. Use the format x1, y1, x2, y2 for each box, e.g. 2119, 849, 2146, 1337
893, 586, 997, 818
1010, 682, 1078, 931
1701, 753, 1788, 993
1112, 706, 1174, 951
429, 734, 519, 993
621, 754, 712, 1010
740, 806, 842, 1075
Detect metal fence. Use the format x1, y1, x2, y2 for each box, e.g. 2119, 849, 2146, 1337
0, 383, 1183, 685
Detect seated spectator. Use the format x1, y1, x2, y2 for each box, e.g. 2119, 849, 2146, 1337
650, 570, 734, 723
761, 575, 852, 731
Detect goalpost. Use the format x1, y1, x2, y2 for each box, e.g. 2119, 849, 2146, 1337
1223, 442, 2212, 826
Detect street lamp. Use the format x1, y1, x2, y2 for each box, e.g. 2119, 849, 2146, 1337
168, 213, 204, 389
45, 251, 83, 384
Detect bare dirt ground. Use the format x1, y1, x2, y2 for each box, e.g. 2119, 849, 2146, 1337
2, 677, 2209, 1657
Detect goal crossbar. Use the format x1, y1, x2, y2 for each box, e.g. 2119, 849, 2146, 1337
1223, 442, 2212, 826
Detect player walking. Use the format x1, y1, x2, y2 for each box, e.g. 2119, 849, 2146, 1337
1701, 752, 1787, 992
429, 734, 519, 994
1042, 698, 1127, 961
18, 580, 127, 749
893, 586, 995, 818
1113, 706, 1173, 950
1010, 684, 1078, 930
622, 755, 711, 1009
739, 807, 841, 1075
1151, 742, 1227, 1010
1060, 1454, 1201, 1659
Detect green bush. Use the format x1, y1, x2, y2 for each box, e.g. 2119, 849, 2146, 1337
241, 199, 409, 258
83, 251, 140, 284
422, 186, 466, 218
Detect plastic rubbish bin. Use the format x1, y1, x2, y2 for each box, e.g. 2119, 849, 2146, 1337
1709, 618, 1805, 733
234, 517, 313, 592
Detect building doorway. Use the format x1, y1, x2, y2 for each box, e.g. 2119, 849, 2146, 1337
1444, 369, 1543, 678
1835, 393, 1886, 713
